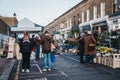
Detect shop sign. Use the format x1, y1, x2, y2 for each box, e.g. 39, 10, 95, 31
82, 25, 91, 31
93, 21, 107, 27
113, 19, 118, 24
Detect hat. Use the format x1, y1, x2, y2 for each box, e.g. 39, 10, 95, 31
87, 31, 91, 34
80, 33, 85, 37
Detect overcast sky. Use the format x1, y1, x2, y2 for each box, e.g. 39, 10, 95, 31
0, 0, 82, 26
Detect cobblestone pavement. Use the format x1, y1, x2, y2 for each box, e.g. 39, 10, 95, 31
9, 53, 120, 80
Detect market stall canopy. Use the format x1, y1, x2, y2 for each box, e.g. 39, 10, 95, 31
11, 17, 43, 32
82, 25, 91, 32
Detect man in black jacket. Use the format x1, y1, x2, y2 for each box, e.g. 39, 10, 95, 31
78, 33, 85, 63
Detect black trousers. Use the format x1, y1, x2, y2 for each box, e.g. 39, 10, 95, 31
79, 51, 84, 63
22, 53, 31, 69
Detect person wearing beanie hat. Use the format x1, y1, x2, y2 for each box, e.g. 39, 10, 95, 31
87, 31, 91, 34
80, 32, 85, 37
77, 32, 85, 63
84, 30, 96, 64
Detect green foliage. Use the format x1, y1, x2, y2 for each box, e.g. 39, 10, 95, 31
71, 25, 80, 34
69, 39, 78, 46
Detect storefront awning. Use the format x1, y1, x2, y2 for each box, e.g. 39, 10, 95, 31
82, 25, 91, 32
92, 21, 107, 27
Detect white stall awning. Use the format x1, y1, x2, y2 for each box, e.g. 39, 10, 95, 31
11, 17, 42, 32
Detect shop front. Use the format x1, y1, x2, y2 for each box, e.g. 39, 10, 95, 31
108, 13, 120, 50
90, 16, 109, 47
58, 27, 71, 40
79, 21, 91, 33
82, 25, 91, 32
92, 21, 108, 34
108, 14, 120, 32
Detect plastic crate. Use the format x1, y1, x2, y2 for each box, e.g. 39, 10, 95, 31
107, 54, 120, 68
95, 53, 101, 64
101, 54, 106, 65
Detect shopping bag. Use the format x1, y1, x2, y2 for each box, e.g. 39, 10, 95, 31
51, 48, 59, 55
30, 51, 35, 60
51, 43, 56, 52
51, 53, 56, 62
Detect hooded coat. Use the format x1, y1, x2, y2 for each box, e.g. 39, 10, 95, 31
84, 34, 96, 55
41, 34, 53, 53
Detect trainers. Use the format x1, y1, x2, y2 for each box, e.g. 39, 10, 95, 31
42, 69, 47, 71
26, 69, 30, 73
22, 69, 25, 72
48, 68, 51, 71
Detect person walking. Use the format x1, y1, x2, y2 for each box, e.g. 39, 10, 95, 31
19, 32, 33, 73
84, 31, 96, 64
35, 36, 41, 60
41, 31, 53, 71
78, 33, 85, 63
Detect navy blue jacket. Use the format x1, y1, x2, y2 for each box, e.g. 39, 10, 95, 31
20, 38, 33, 54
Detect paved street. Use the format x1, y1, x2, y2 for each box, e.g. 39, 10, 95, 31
9, 53, 120, 80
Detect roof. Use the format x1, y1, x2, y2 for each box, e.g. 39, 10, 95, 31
11, 17, 43, 32
0, 16, 18, 26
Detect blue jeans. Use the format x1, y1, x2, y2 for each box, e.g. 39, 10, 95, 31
43, 53, 51, 69
36, 45, 40, 60
85, 55, 94, 64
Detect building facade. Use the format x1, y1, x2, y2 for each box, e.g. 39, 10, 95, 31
0, 15, 18, 48
0, 15, 18, 35
45, 0, 120, 39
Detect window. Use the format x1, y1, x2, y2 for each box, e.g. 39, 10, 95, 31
101, 2, 105, 17
114, 0, 118, 4
94, 6, 97, 19
69, 18, 72, 27
87, 9, 90, 21
82, 12, 84, 23
114, 0, 118, 12
67, 19, 69, 28
73, 16, 76, 25
77, 14, 80, 24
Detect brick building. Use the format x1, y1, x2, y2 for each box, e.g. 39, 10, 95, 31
45, 0, 120, 39
0, 15, 18, 35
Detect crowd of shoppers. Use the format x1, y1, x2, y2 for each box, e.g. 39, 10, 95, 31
19, 30, 96, 73
19, 31, 55, 73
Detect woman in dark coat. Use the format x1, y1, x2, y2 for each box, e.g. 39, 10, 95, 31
41, 31, 53, 71
78, 33, 85, 63
20, 32, 33, 73
84, 31, 96, 64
